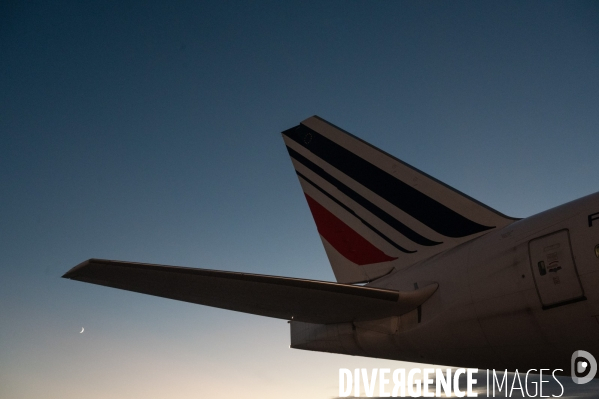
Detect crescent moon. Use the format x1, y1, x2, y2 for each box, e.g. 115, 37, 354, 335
80, 327, 84, 333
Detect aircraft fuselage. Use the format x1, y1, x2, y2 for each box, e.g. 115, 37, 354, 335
291, 192, 599, 372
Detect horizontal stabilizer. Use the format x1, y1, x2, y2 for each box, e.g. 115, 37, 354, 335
63, 259, 438, 324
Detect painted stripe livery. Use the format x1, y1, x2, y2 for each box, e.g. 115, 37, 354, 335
289, 147, 440, 248
284, 124, 492, 237
304, 195, 398, 265
282, 116, 515, 283
297, 171, 415, 254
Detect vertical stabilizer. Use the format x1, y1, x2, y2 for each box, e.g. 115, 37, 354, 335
282, 116, 515, 283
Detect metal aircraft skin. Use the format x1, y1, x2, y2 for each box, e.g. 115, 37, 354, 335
64, 116, 599, 375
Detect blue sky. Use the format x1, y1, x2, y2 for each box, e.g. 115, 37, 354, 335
1, 1, 598, 398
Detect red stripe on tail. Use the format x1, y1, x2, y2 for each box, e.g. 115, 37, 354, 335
305, 194, 397, 265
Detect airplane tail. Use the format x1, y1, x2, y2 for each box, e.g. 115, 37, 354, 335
282, 116, 516, 284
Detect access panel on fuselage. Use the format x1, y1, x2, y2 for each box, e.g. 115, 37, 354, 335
529, 229, 585, 309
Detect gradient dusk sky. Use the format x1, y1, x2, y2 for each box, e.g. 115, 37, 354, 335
1, 1, 598, 398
